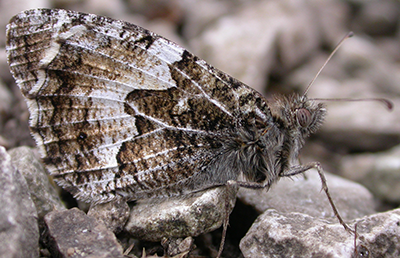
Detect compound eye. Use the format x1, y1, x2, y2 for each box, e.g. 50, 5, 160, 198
297, 108, 312, 127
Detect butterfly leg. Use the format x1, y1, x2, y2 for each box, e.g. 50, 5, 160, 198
215, 179, 276, 258
217, 162, 354, 257
352, 222, 369, 257
225, 162, 354, 235
280, 161, 355, 234
216, 183, 239, 258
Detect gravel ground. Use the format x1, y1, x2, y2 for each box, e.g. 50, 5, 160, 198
1, 0, 399, 257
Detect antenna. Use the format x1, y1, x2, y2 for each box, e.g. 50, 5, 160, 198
303, 31, 354, 96
304, 31, 393, 111
311, 97, 393, 111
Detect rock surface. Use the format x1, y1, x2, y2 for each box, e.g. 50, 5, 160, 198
125, 186, 237, 242
0, 79, 12, 130
87, 198, 130, 234
240, 208, 400, 258
0, 146, 39, 258
340, 144, 400, 203
238, 169, 376, 223
318, 100, 400, 152
8, 146, 65, 220
161, 236, 194, 257
44, 208, 124, 258
190, 0, 322, 93
2, 0, 400, 257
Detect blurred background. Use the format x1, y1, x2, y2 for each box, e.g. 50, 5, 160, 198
1, 0, 400, 238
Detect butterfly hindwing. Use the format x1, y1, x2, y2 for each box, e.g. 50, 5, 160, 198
6, 8, 274, 203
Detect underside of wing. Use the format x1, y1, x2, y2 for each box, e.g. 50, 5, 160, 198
6, 9, 273, 203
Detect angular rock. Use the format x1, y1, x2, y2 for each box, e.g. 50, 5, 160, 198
125, 186, 237, 242
240, 208, 400, 258
0, 146, 39, 258
238, 170, 376, 223
8, 146, 65, 219
87, 198, 130, 234
354, 209, 400, 257
161, 236, 194, 257
44, 208, 124, 258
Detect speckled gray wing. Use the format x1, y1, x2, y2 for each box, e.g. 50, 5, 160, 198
6, 8, 273, 203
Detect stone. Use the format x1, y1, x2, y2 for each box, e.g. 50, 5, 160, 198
240, 208, 400, 258
0, 146, 39, 258
189, 0, 321, 93
87, 198, 130, 234
340, 144, 400, 203
0, 49, 13, 86
238, 169, 376, 223
161, 236, 194, 257
351, 1, 400, 36
0, 78, 12, 130
125, 186, 237, 242
354, 209, 400, 258
80, 0, 125, 18
179, 0, 236, 39
8, 146, 65, 220
44, 207, 124, 258
1, 83, 35, 148
316, 91, 400, 153
188, 0, 354, 95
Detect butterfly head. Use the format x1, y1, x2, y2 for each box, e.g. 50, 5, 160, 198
235, 93, 326, 184
272, 94, 326, 139
295, 95, 326, 137
264, 93, 327, 171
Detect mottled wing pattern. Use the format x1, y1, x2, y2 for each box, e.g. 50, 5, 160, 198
6, 9, 273, 203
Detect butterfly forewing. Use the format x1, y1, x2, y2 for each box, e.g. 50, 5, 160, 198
6, 9, 274, 203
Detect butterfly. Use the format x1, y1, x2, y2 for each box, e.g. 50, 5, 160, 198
6, 8, 329, 205
7, 8, 360, 257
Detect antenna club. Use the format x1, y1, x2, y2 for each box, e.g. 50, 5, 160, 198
384, 99, 394, 111
348, 31, 354, 38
